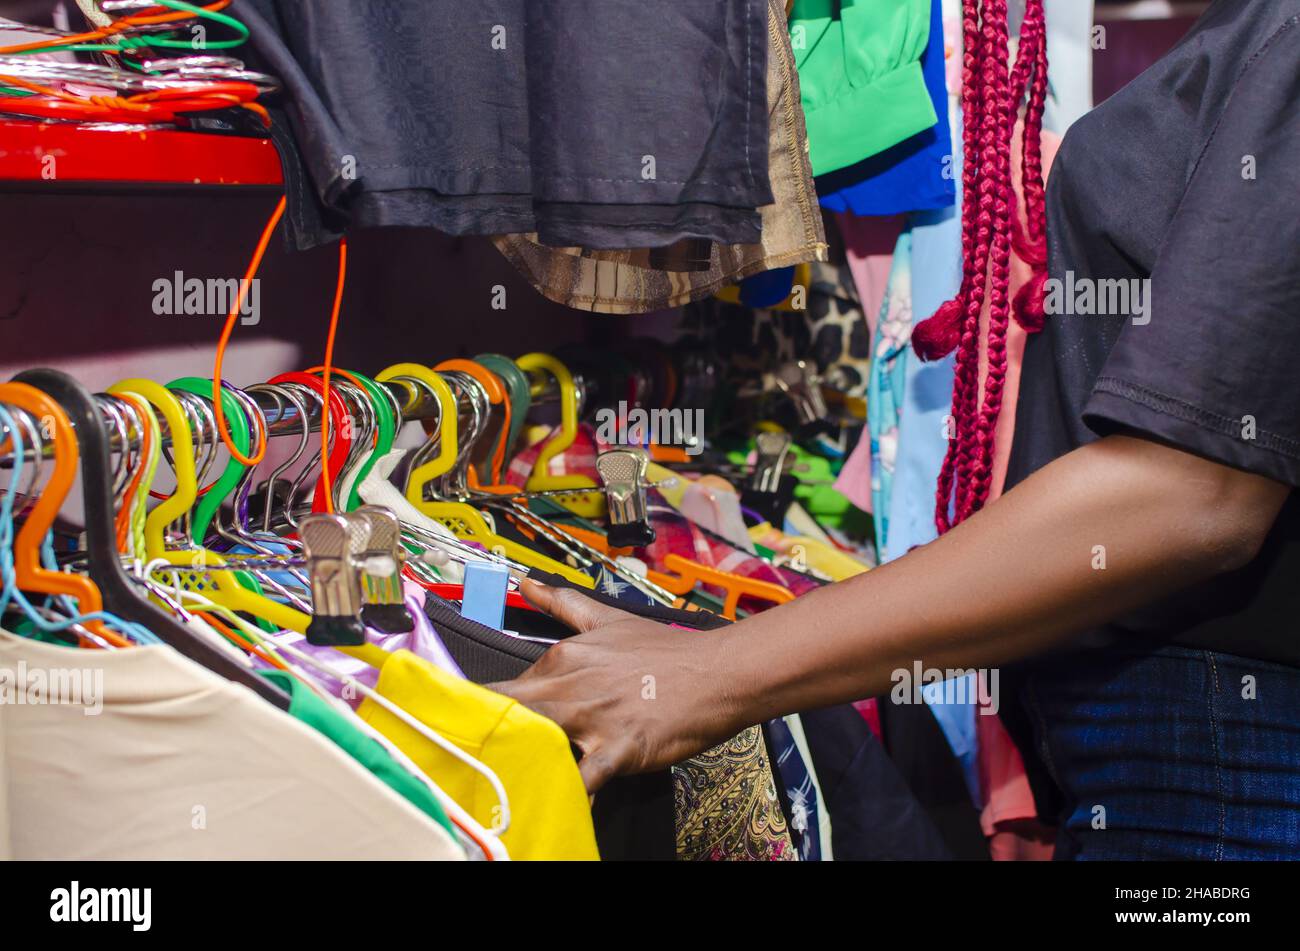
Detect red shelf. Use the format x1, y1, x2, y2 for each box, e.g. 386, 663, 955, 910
0, 118, 283, 186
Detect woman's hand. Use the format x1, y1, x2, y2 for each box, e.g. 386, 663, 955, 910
489, 580, 745, 792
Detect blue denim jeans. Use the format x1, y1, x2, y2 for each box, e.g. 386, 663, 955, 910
1022, 644, 1300, 860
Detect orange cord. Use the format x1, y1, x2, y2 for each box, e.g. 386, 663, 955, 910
212, 195, 284, 466
0, 5, 267, 125
304, 365, 377, 458
318, 239, 348, 515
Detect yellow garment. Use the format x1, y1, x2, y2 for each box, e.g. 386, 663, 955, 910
749, 523, 870, 582
357, 650, 599, 861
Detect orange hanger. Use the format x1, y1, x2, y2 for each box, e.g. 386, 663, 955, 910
651, 552, 795, 620
433, 358, 512, 484
0, 382, 130, 648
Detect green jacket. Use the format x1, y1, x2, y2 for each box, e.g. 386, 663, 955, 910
791, 0, 937, 176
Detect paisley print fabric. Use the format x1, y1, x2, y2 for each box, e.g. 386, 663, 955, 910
673, 725, 797, 861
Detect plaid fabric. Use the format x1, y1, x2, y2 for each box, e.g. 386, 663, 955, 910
504, 423, 608, 487
492, 0, 827, 315
642, 498, 821, 611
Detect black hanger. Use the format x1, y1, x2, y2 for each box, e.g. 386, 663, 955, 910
14, 368, 291, 712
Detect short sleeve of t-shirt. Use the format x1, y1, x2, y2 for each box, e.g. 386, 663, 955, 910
1082, 18, 1300, 487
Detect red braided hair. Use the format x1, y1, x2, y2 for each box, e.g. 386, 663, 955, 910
912, 0, 1049, 532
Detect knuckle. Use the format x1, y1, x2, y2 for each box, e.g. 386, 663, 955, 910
543, 638, 577, 665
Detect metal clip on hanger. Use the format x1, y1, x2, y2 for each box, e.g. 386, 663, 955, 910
773, 360, 829, 429
743, 430, 796, 525
749, 431, 793, 495
353, 505, 414, 634
595, 448, 656, 549
300, 512, 366, 646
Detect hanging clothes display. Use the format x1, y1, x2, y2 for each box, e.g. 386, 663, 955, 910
4, 0, 1261, 876
790, 0, 937, 177
491, 0, 828, 315
0, 331, 883, 860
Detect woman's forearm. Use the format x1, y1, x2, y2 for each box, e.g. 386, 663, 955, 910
721, 434, 1288, 728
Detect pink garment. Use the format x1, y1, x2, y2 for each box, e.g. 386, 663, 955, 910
976, 703, 1041, 836
974, 128, 1062, 849
834, 430, 875, 512
988, 823, 1056, 861
835, 213, 906, 342
833, 213, 907, 513
505, 423, 607, 486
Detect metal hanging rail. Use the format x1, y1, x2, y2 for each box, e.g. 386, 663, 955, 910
0, 374, 444, 466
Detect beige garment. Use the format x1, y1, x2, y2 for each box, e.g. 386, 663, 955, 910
493, 0, 828, 314
0, 630, 464, 860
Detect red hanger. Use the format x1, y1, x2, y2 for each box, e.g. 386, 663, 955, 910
401, 569, 539, 612
267, 370, 351, 513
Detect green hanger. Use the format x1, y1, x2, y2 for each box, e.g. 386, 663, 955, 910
166, 376, 277, 632
475, 354, 531, 478
335, 369, 396, 511
167, 377, 249, 542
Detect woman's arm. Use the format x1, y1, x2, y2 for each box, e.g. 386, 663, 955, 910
495, 434, 1289, 790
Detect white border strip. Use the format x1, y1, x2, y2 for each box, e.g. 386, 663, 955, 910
1095, 1, 1211, 21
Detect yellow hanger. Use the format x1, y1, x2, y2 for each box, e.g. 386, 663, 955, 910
375, 363, 459, 496
107, 378, 311, 634
515, 352, 605, 519
375, 363, 594, 588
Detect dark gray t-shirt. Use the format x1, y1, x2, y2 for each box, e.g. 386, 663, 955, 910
1005, 0, 1300, 666
235, 0, 772, 250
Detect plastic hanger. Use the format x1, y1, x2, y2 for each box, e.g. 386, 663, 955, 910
304, 366, 396, 511
186, 384, 316, 615
412, 580, 537, 612
0, 381, 128, 647
474, 353, 532, 483
651, 552, 795, 620
514, 353, 601, 498
107, 377, 312, 636
377, 363, 595, 588
433, 359, 510, 486
110, 392, 154, 557
167, 377, 254, 542
377, 363, 459, 492
267, 370, 352, 514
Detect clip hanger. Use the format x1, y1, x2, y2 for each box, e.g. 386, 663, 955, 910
772, 360, 828, 428
300, 512, 366, 646
596, 448, 655, 549
353, 505, 414, 634
749, 431, 793, 495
